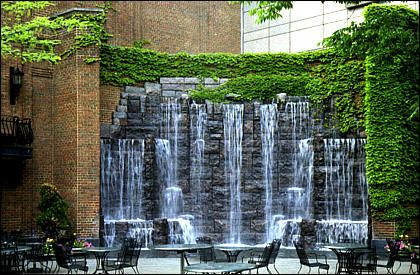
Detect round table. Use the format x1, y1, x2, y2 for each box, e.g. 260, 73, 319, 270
82, 246, 120, 274
152, 243, 213, 274
213, 244, 254, 262
184, 262, 256, 274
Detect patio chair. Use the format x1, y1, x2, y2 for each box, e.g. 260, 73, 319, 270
268, 239, 282, 274
119, 238, 142, 274
410, 256, 419, 274
53, 244, 88, 274
294, 240, 329, 274
246, 241, 274, 274
103, 245, 128, 274
104, 237, 142, 274
194, 236, 228, 263
24, 238, 51, 273
1, 244, 25, 274
349, 247, 377, 274
373, 239, 399, 274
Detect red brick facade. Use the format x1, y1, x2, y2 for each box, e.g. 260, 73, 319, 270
1, 1, 240, 239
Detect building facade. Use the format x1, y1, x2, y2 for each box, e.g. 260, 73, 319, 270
241, 1, 419, 53
0, 1, 240, 239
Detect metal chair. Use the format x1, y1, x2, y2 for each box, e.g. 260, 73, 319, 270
53, 244, 88, 274
373, 239, 399, 274
294, 240, 329, 274
24, 239, 50, 273
104, 237, 141, 274
268, 239, 282, 274
119, 238, 142, 274
247, 241, 274, 274
349, 247, 377, 274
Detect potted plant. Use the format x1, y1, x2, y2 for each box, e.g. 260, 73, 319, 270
36, 183, 71, 240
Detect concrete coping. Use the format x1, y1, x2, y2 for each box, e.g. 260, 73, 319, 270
50, 8, 103, 19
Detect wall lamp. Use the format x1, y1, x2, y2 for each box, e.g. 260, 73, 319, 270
10, 67, 24, 105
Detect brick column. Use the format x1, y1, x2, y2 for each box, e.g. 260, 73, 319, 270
54, 27, 100, 239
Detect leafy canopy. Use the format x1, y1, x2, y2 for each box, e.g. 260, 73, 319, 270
1, 1, 112, 64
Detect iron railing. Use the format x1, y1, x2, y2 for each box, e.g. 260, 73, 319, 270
0, 116, 34, 146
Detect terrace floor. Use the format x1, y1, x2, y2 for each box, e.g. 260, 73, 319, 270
51, 250, 415, 274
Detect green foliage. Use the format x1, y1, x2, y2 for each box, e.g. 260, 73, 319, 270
36, 183, 71, 239
100, 45, 309, 86
306, 58, 366, 134
189, 74, 310, 103
1, 1, 112, 64
325, 4, 419, 234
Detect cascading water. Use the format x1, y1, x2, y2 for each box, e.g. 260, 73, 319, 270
157, 97, 195, 243
317, 138, 368, 244
260, 104, 278, 243
270, 97, 313, 247
100, 139, 151, 247
223, 104, 244, 244
190, 102, 207, 237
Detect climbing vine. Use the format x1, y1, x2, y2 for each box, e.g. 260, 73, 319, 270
324, 4, 419, 235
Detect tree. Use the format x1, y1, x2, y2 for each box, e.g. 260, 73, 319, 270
1, 1, 112, 65
36, 183, 71, 239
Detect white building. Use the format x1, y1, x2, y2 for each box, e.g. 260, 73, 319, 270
241, 1, 419, 53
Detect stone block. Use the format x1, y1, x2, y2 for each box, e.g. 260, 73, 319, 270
162, 90, 176, 97
160, 77, 185, 84
144, 82, 161, 95
125, 86, 145, 95
184, 77, 201, 84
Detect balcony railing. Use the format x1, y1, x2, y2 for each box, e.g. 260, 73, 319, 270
1, 116, 34, 146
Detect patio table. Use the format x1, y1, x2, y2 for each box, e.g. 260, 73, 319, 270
213, 244, 254, 262
184, 262, 256, 274
324, 244, 369, 274
152, 243, 213, 274
82, 246, 120, 274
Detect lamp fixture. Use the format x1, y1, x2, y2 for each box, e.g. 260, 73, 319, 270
10, 66, 24, 105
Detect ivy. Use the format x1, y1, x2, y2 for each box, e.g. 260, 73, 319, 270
99, 45, 310, 86
189, 74, 310, 103
325, 4, 419, 235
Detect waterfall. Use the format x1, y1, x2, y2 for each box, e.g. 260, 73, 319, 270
223, 104, 244, 244
156, 138, 183, 219
103, 220, 116, 247
286, 97, 312, 220
270, 97, 312, 246
100, 139, 145, 246
190, 102, 207, 237
319, 138, 368, 244
127, 220, 154, 248
260, 104, 278, 242
160, 97, 181, 183
158, 97, 183, 219
168, 215, 196, 244
156, 97, 195, 243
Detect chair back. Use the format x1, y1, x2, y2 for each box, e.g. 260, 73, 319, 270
123, 240, 142, 267
269, 239, 281, 264
198, 247, 216, 263
350, 247, 377, 273
53, 244, 71, 269
294, 241, 310, 265
258, 242, 274, 267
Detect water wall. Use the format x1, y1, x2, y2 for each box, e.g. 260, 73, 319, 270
100, 78, 368, 247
